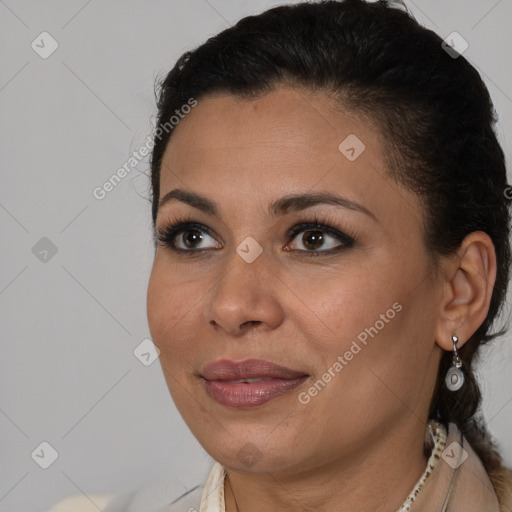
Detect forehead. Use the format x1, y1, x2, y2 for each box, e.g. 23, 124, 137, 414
166, 87, 367, 154
161, 87, 377, 184
158, 86, 423, 232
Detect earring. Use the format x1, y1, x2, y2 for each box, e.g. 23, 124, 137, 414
445, 335, 464, 391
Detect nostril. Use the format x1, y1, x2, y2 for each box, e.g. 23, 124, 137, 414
240, 320, 261, 328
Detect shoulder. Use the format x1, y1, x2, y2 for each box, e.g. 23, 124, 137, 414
46, 493, 114, 512
47, 485, 204, 512
47, 464, 216, 512
489, 464, 512, 512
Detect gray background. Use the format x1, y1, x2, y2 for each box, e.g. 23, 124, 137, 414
1, 1, 511, 511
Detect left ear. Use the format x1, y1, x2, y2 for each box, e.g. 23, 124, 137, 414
434, 231, 497, 351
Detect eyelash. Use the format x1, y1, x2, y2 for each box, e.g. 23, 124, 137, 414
156, 213, 357, 257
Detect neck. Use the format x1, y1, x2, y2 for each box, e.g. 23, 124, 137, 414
224, 417, 429, 512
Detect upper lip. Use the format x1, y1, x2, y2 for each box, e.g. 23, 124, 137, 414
200, 358, 308, 381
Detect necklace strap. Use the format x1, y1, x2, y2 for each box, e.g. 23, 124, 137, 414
396, 420, 447, 512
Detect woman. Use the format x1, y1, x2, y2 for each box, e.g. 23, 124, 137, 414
49, 0, 512, 510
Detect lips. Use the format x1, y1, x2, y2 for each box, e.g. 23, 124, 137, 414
201, 358, 307, 380
200, 358, 309, 408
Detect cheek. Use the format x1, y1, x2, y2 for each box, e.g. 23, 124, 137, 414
298, 257, 430, 388
146, 265, 171, 341
297, 264, 394, 345
147, 266, 202, 406
146, 261, 198, 356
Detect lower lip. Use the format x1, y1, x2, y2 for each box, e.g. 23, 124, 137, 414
204, 376, 309, 408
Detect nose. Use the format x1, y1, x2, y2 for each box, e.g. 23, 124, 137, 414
204, 251, 285, 336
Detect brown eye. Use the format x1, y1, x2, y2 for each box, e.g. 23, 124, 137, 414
301, 230, 325, 250
157, 222, 222, 252
287, 223, 354, 254
182, 229, 204, 248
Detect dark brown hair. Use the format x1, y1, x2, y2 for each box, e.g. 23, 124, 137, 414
149, 0, 511, 475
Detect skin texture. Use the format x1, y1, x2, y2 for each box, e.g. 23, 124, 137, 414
146, 86, 496, 512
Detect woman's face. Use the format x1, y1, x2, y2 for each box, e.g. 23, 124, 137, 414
147, 86, 444, 474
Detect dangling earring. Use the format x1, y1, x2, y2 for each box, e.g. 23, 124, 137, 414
445, 335, 464, 391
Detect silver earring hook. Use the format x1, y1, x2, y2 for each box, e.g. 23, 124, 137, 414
451, 335, 462, 369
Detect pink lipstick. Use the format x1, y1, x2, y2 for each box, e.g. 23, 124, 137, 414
200, 358, 309, 408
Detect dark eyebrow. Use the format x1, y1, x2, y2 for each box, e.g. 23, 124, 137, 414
159, 188, 218, 215
158, 188, 376, 221
268, 191, 376, 220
